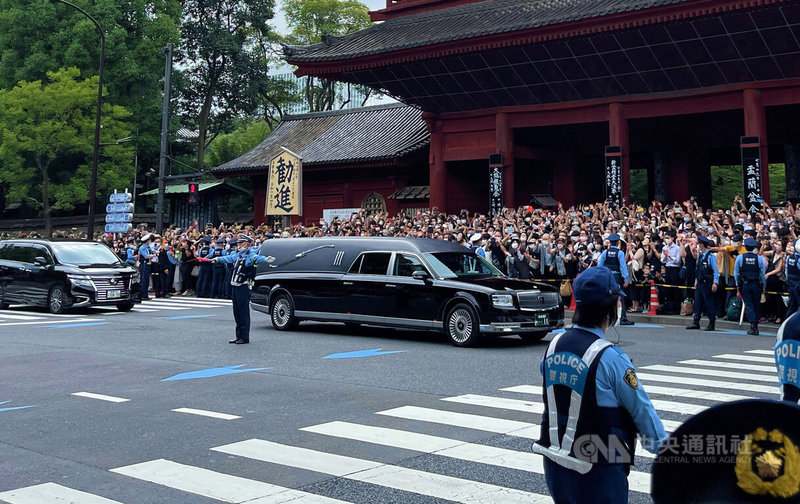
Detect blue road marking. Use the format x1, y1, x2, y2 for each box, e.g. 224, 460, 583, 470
48, 322, 108, 328
0, 400, 33, 413
622, 323, 664, 329
167, 315, 214, 320
162, 364, 270, 381
323, 348, 406, 359
716, 329, 777, 337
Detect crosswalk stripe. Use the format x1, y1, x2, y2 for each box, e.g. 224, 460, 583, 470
165, 298, 230, 305
713, 353, 774, 363
0, 313, 44, 320
661, 419, 683, 432
131, 308, 158, 313
300, 421, 651, 494
442, 393, 704, 416
377, 405, 541, 439
4, 309, 83, 318
212, 439, 553, 504
746, 350, 774, 356
679, 359, 775, 373
638, 372, 777, 394
0, 318, 100, 327
134, 303, 188, 311
641, 365, 778, 383
145, 301, 223, 309
172, 407, 241, 420
72, 392, 130, 403
501, 384, 752, 402
0, 482, 123, 503
111, 458, 347, 504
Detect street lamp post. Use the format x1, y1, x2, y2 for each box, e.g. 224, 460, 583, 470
54, 0, 104, 240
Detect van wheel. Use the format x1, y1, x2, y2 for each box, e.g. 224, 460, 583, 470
270, 293, 298, 331
520, 331, 549, 344
48, 285, 69, 314
116, 301, 135, 312
445, 302, 480, 347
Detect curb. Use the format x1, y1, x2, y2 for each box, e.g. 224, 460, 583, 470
564, 310, 781, 332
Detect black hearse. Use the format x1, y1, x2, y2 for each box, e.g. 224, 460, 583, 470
251, 237, 564, 346
0, 239, 140, 313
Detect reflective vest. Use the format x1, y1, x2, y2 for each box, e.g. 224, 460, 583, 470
788, 254, 800, 286
739, 252, 760, 284
199, 245, 211, 262
533, 328, 637, 474
231, 251, 257, 286
696, 251, 713, 284
605, 247, 621, 275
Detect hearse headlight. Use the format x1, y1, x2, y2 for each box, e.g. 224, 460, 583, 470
491, 294, 515, 309
68, 275, 95, 289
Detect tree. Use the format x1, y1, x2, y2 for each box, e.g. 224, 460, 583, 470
0, 0, 181, 185
208, 119, 272, 167
0, 68, 134, 238
281, 0, 372, 112
178, 0, 275, 171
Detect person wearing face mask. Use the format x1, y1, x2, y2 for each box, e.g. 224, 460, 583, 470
533, 267, 666, 504
686, 236, 719, 331
765, 239, 787, 324
735, 238, 767, 335
721, 234, 747, 311
786, 239, 800, 318
202, 235, 269, 344
597, 234, 634, 325
659, 231, 682, 305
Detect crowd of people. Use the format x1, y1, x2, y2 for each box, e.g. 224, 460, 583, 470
9, 195, 797, 325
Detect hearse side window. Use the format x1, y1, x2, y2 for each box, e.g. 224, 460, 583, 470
393, 254, 428, 277
0, 244, 10, 260
356, 253, 391, 275
347, 255, 363, 274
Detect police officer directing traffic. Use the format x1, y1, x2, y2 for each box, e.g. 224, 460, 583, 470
532, 266, 666, 504
787, 239, 800, 318
596, 233, 634, 325
203, 234, 268, 344
735, 237, 767, 336
687, 235, 719, 331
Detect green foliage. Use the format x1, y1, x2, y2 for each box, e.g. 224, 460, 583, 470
711, 164, 786, 209
629, 169, 649, 205
0, 68, 133, 235
281, 0, 372, 112
208, 120, 272, 167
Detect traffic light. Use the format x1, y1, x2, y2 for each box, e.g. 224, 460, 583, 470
188, 183, 198, 205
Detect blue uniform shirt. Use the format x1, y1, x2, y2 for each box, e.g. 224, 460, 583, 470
138, 244, 152, 260
734, 253, 766, 289
597, 248, 628, 281
786, 253, 800, 284
125, 247, 137, 265
539, 325, 667, 453
213, 248, 268, 267
695, 249, 720, 286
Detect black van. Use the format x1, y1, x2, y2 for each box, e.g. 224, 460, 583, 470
251, 237, 564, 346
0, 240, 140, 313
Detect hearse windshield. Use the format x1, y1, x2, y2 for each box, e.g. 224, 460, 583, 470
51, 242, 121, 267
424, 252, 502, 279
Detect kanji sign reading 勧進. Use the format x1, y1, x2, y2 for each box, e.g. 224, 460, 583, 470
266, 148, 302, 216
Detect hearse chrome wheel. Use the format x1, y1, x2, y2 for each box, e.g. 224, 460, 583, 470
446, 303, 480, 347
270, 293, 298, 331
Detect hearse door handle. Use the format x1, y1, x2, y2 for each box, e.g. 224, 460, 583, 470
385, 283, 398, 288
342, 281, 354, 286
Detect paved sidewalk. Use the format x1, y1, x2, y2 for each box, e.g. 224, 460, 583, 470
564, 310, 783, 333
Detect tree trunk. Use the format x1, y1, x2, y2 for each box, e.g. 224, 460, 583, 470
37, 156, 52, 239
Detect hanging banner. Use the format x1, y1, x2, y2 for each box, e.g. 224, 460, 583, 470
489, 155, 503, 218
605, 146, 622, 207
266, 147, 303, 216
741, 136, 763, 214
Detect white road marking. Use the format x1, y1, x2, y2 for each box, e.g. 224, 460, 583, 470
0, 318, 100, 327
641, 365, 778, 383
0, 313, 44, 320
212, 439, 553, 503
501, 384, 752, 402
0, 482, 123, 503
637, 372, 777, 394
71, 392, 130, 403
172, 407, 241, 420
145, 301, 221, 309
678, 359, 775, 373
441, 394, 703, 415
131, 304, 187, 311
301, 421, 652, 493
131, 308, 158, 313
713, 353, 774, 363
111, 459, 347, 504
746, 350, 774, 356
162, 298, 230, 306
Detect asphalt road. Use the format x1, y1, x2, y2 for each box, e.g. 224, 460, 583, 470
0, 296, 781, 503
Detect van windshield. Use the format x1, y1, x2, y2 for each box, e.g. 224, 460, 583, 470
51, 243, 121, 267
424, 252, 502, 278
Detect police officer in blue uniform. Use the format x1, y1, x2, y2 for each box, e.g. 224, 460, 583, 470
687, 235, 719, 331
205, 234, 268, 344
735, 237, 767, 335
196, 236, 213, 298
533, 266, 666, 504
138, 233, 153, 301
596, 233, 634, 325
775, 313, 800, 404
223, 238, 236, 300
210, 238, 226, 299
787, 239, 800, 318
125, 238, 137, 267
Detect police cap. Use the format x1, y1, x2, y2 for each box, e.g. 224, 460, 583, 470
744, 238, 759, 249
697, 236, 711, 246
608, 233, 620, 242
237, 234, 254, 243
228, 238, 238, 245
215, 238, 225, 244
652, 399, 800, 503
141, 233, 152, 242
573, 267, 622, 306
733, 234, 744, 243
202, 236, 211, 243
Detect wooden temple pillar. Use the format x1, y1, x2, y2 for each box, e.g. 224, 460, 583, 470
743, 89, 770, 203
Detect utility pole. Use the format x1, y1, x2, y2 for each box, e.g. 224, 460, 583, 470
156, 43, 173, 235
